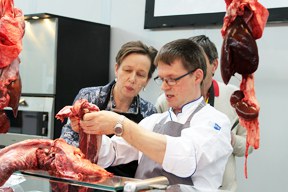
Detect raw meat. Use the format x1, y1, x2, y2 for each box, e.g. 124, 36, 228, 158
220, 0, 269, 178
0, 138, 113, 187
221, 16, 259, 85
56, 99, 103, 191
221, 0, 269, 40
0, 0, 25, 133
56, 99, 101, 163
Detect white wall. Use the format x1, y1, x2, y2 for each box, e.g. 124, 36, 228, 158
14, 0, 111, 24
14, 0, 288, 191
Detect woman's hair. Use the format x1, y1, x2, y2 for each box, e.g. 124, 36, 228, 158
115, 41, 158, 79
154, 38, 207, 80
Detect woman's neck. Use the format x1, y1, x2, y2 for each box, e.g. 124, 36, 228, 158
112, 85, 134, 112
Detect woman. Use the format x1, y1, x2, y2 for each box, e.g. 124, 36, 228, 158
60, 41, 158, 177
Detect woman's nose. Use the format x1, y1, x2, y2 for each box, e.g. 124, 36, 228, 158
128, 72, 136, 83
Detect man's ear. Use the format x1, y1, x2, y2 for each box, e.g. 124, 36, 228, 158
194, 68, 204, 84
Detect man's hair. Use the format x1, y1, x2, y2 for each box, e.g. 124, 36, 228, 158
189, 35, 218, 65
115, 41, 158, 79
154, 39, 207, 80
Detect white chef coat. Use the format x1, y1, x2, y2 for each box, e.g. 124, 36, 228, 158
98, 97, 232, 190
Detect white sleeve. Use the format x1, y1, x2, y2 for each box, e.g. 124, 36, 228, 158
97, 135, 139, 168
97, 135, 115, 168
110, 135, 139, 166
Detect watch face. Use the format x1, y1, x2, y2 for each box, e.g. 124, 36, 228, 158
114, 123, 123, 136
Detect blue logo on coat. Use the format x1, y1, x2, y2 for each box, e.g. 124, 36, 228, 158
213, 123, 221, 131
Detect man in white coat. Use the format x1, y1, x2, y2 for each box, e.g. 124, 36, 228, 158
155, 35, 253, 191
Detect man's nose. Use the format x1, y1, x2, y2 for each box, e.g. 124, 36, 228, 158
161, 80, 170, 90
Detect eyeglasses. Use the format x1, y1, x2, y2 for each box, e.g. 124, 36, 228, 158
154, 68, 197, 86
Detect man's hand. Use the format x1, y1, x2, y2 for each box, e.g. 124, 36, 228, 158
80, 111, 120, 135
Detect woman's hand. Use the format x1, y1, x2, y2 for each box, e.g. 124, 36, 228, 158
80, 110, 120, 135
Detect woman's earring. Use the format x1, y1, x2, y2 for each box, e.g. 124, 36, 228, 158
142, 87, 146, 92
115, 78, 117, 82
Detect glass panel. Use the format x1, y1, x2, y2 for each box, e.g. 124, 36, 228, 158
19, 170, 139, 191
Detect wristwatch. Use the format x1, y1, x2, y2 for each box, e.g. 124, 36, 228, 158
114, 115, 125, 136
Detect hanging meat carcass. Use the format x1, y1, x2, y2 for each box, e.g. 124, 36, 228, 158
220, 0, 269, 178
0, 0, 25, 133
